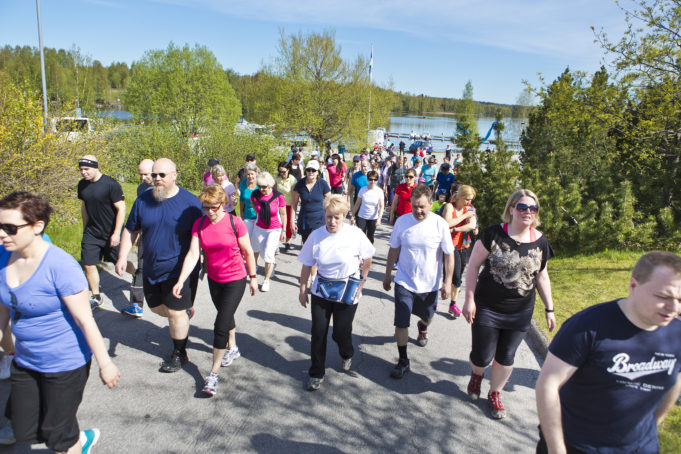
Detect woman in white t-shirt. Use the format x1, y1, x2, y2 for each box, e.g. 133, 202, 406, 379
350, 170, 384, 244
297, 195, 375, 391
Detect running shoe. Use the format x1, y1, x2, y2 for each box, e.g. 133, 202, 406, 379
341, 356, 352, 371
306, 376, 324, 391
120, 303, 143, 318
467, 372, 483, 401
416, 321, 428, 347
80, 428, 100, 454
285, 243, 292, 251
0, 424, 15, 445
202, 372, 219, 397
186, 307, 195, 320
89, 294, 103, 311
390, 359, 410, 379
160, 350, 188, 373
221, 346, 241, 367
488, 391, 506, 419
448, 302, 462, 319
261, 280, 270, 292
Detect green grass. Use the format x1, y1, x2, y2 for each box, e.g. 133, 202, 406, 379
533, 249, 681, 453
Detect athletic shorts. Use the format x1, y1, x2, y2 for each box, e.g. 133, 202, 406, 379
394, 283, 438, 328
8, 360, 91, 452
144, 273, 197, 311
80, 241, 119, 266
252, 226, 281, 264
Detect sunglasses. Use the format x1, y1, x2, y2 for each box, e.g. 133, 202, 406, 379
0, 223, 31, 235
202, 205, 222, 212
305, 168, 317, 172
515, 203, 538, 213
151, 172, 167, 179
368, 178, 378, 182
258, 185, 270, 190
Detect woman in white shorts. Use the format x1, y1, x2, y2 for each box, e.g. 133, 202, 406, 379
250, 172, 286, 292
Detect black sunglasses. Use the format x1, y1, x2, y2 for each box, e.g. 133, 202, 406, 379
258, 185, 270, 190
515, 203, 538, 213
151, 172, 167, 179
0, 223, 31, 235
368, 178, 378, 182
305, 168, 317, 172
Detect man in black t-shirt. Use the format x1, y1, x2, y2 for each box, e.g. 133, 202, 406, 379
536, 251, 681, 454
77, 155, 126, 310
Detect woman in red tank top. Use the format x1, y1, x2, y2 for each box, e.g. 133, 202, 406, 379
441, 185, 477, 318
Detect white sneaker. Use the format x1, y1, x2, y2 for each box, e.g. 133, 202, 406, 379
261, 280, 270, 292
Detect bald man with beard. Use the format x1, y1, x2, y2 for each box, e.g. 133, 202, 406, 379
116, 158, 203, 372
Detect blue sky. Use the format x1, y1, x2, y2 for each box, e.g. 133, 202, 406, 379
0, 0, 629, 105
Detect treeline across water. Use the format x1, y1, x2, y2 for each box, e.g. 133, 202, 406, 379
0, 44, 522, 118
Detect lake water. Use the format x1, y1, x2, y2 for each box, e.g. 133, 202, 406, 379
387, 114, 526, 152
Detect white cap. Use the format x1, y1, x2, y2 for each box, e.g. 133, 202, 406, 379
306, 160, 320, 171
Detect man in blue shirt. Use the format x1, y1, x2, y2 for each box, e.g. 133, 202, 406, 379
115, 158, 203, 373
536, 251, 681, 453
350, 158, 370, 207
433, 163, 456, 197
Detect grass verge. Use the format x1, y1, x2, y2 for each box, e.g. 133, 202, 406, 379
532, 249, 681, 453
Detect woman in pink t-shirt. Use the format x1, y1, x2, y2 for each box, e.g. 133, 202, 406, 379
172, 184, 257, 397
326, 153, 347, 195
250, 171, 287, 292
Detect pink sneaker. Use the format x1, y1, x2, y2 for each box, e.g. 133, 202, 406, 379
448, 302, 462, 318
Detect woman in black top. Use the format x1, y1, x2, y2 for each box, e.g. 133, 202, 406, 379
288, 152, 304, 181
462, 189, 556, 420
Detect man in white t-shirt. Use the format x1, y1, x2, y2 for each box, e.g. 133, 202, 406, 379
383, 184, 454, 378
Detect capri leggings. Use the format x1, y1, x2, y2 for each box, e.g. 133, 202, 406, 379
469, 322, 527, 367
453, 248, 463, 288
207, 277, 247, 349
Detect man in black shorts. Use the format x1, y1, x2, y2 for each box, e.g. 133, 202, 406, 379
115, 158, 203, 372
383, 184, 454, 378
121, 158, 154, 318
536, 251, 681, 453
77, 155, 126, 310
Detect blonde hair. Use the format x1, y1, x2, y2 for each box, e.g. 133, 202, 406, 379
198, 184, 226, 206
455, 184, 476, 202
323, 194, 350, 215
210, 164, 226, 181
502, 189, 541, 228
255, 171, 275, 188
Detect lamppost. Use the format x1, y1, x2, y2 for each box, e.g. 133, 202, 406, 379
36, 0, 49, 132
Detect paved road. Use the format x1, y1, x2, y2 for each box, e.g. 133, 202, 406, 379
0, 221, 543, 454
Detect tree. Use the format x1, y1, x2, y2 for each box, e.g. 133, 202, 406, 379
263, 29, 392, 147
123, 43, 241, 137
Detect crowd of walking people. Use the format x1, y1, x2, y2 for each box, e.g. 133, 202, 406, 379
0, 143, 679, 454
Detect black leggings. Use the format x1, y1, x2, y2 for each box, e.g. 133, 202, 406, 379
470, 322, 527, 367
355, 216, 377, 244
453, 248, 463, 288
330, 186, 343, 194
207, 277, 247, 349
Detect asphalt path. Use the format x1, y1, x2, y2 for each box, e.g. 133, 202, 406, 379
0, 219, 543, 454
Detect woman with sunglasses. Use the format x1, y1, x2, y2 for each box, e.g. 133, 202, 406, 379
0, 191, 120, 452
291, 160, 331, 245
350, 170, 384, 244
389, 168, 418, 225
326, 154, 347, 195
239, 163, 259, 248
462, 189, 555, 420
250, 172, 287, 292
173, 184, 257, 396
275, 161, 298, 252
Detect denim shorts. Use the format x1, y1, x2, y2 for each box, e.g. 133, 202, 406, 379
394, 283, 438, 328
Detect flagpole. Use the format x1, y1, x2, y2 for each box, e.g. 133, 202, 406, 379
367, 45, 373, 132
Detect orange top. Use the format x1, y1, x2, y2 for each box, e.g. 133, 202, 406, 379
450, 205, 468, 249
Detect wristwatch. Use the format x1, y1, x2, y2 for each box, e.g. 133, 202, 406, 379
249, 274, 257, 279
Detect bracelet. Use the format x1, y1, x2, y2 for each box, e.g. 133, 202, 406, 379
249, 274, 257, 279
545, 308, 555, 313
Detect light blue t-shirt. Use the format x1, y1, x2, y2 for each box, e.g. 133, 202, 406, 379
421, 165, 437, 185
0, 244, 91, 373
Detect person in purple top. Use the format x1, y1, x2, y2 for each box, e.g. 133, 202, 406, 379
0, 191, 120, 453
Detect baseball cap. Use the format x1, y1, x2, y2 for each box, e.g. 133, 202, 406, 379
207, 158, 219, 166
306, 160, 320, 171
246, 153, 256, 161
353, 155, 360, 162
441, 163, 451, 170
